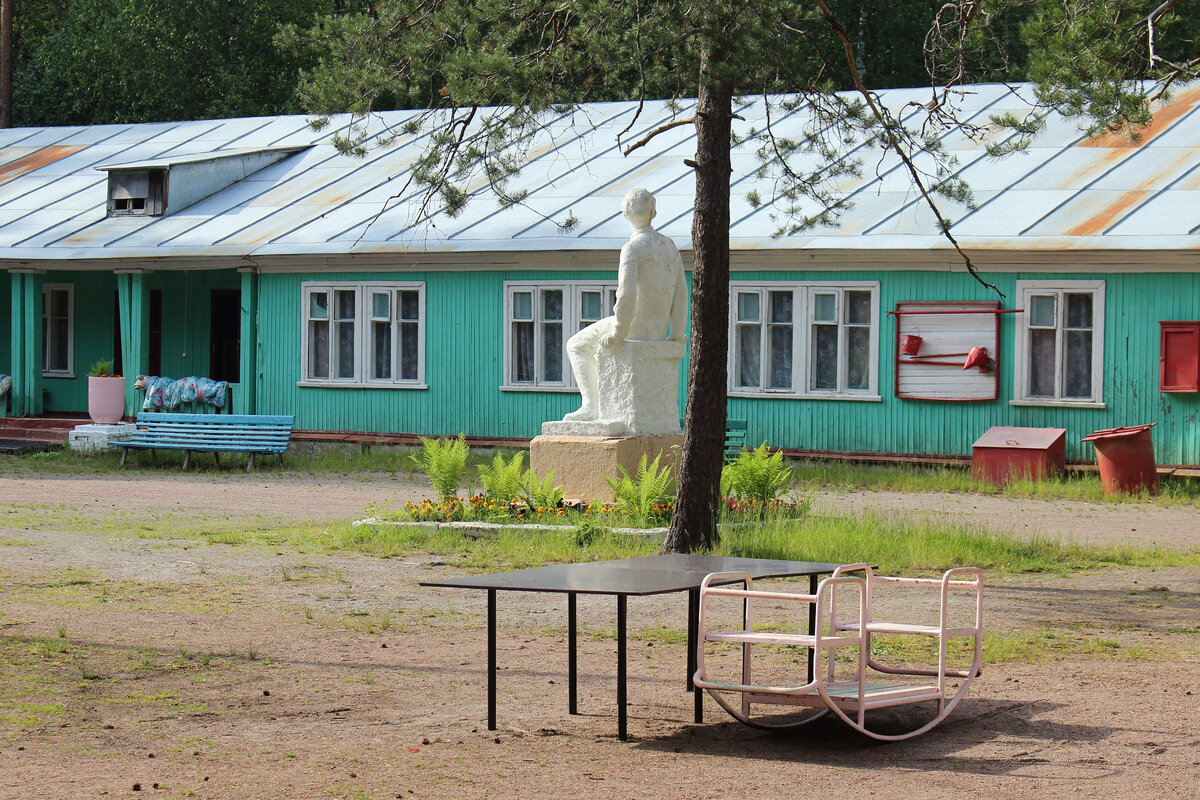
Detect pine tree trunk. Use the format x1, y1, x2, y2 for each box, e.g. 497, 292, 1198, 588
663, 60, 733, 554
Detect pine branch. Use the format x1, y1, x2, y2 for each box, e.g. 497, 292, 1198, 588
814, 0, 1002, 298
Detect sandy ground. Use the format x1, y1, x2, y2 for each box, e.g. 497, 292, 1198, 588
0, 471, 1198, 799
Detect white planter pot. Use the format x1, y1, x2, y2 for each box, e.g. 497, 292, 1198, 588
88, 376, 127, 424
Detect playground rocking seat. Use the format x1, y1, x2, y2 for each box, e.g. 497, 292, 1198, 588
692, 565, 984, 741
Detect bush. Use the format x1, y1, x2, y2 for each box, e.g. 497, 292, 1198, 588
605, 453, 676, 524
526, 469, 565, 510
477, 451, 528, 504
409, 435, 468, 502
723, 443, 794, 519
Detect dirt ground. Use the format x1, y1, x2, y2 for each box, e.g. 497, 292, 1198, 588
1, 471, 1198, 799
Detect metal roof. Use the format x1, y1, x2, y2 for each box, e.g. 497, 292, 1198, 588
2, 82, 1200, 264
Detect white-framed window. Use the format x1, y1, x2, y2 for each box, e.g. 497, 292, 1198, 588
504, 281, 617, 390
300, 282, 425, 388
730, 281, 880, 399
42, 283, 74, 377
1013, 280, 1105, 406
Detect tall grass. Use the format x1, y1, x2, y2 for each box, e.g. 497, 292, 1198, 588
714, 513, 1200, 574
188, 513, 1198, 576
319, 521, 660, 569
792, 460, 1200, 506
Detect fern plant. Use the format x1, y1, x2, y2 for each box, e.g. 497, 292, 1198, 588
525, 468, 564, 509
409, 435, 469, 502
724, 443, 793, 519
604, 453, 676, 523
477, 451, 528, 504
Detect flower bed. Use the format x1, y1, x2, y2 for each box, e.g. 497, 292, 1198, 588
379, 494, 801, 527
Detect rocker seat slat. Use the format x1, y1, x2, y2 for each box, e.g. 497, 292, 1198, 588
704, 631, 860, 647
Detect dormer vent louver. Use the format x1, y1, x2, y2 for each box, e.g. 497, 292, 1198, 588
98, 146, 309, 219
108, 170, 166, 216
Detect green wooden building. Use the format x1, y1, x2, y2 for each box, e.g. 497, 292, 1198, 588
3, 84, 1199, 466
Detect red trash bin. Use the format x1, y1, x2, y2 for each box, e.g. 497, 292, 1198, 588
1081, 423, 1159, 495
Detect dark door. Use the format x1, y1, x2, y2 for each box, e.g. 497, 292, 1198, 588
209, 290, 240, 383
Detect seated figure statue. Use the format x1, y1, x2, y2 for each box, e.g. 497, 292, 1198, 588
561, 188, 687, 430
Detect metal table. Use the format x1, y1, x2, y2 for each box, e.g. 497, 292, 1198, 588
421, 554, 843, 740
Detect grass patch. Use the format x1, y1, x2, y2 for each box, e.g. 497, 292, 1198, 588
714, 513, 1200, 574
792, 460, 1200, 506
183, 511, 1199, 576
870, 629, 1159, 665
0, 441, 508, 482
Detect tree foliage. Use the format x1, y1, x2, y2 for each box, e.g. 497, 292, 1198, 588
14, 0, 369, 126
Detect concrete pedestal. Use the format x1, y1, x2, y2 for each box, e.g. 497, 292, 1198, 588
530, 434, 683, 502
68, 423, 137, 453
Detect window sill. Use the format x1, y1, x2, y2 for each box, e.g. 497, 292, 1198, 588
43, 372, 76, 380
1008, 398, 1106, 409
296, 381, 428, 390
728, 390, 882, 402
500, 384, 579, 393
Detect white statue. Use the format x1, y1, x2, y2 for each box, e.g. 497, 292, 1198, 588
563, 188, 687, 424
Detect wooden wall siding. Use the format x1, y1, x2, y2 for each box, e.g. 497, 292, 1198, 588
252, 267, 1199, 467
255, 269, 646, 438
145, 270, 240, 383
41, 271, 117, 413
729, 269, 1200, 466
1, 279, 11, 378
32, 269, 240, 415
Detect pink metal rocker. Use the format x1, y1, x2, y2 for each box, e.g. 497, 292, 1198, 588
692, 565, 984, 740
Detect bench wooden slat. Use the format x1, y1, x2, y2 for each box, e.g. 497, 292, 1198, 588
114, 412, 295, 470
127, 426, 292, 435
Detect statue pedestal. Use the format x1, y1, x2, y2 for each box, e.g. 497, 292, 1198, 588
530, 434, 684, 503
545, 339, 685, 439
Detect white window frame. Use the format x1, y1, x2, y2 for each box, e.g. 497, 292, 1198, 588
298, 281, 426, 389
42, 283, 74, 378
1012, 279, 1105, 407
502, 281, 618, 391
728, 280, 880, 401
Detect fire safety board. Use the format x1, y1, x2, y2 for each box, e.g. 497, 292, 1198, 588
891, 301, 1005, 402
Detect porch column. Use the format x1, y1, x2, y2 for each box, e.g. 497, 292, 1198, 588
9, 270, 43, 416
237, 268, 258, 414
115, 270, 147, 418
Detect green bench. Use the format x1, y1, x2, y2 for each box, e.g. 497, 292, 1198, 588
679, 416, 749, 459
115, 412, 294, 471
724, 418, 748, 459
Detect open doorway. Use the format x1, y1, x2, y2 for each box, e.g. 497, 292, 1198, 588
209, 290, 240, 383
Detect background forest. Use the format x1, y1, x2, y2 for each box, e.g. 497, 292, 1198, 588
10, 0, 1039, 126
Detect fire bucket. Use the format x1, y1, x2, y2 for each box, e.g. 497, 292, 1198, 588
963, 346, 989, 370
900, 332, 923, 356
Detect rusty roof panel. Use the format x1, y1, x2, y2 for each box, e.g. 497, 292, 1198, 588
1109, 189, 1200, 235
1, 83, 1198, 263
1077, 84, 1200, 149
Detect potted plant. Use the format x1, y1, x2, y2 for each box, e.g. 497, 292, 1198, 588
87, 359, 126, 425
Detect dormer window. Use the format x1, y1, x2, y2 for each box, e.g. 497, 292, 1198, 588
108, 170, 165, 216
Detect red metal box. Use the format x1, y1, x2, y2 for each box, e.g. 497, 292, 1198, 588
1160, 321, 1200, 392
972, 426, 1067, 486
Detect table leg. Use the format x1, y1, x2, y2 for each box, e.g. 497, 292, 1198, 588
808, 575, 818, 683
568, 592, 577, 715
688, 588, 702, 723
617, 594, 627, 741
488, 589, 497, 731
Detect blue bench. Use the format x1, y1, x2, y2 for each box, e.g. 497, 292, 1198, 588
115, 412, 294, 471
